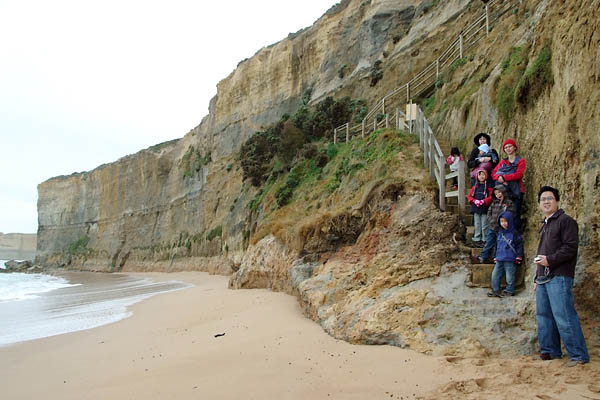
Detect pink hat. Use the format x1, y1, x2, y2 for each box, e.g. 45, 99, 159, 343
502, 138, 518, 151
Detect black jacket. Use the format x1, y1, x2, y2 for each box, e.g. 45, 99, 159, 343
535, 209, 579, 279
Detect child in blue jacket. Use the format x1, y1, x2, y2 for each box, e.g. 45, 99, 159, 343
488, 211, 523, 297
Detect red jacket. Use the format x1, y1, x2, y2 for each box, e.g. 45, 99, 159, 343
492, 157, 526, 193
467, 185, 494, 206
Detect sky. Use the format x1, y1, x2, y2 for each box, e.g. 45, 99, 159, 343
0, 0, 336, 234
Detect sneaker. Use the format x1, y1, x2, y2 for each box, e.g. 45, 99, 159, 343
468, 241, 480, 248
477, 241, 486, 248
566, 359, 587, 367
487, 291, 503, 298
501, 290, 515, 297
477, 256, 485, 264
539, 353, 553, 361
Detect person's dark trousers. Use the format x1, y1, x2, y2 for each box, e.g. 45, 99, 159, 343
479, 228, 497, 262
513, 194, 522, 232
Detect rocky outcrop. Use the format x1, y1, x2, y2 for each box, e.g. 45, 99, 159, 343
1, 260, 44, 273
0, 233, 36, 261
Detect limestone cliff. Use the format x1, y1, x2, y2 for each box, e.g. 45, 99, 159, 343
37, 0, 600, 357
37, 0, 476, 270
0, 233, 36, 261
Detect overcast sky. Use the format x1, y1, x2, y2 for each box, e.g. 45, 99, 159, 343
0, 0, 335, 234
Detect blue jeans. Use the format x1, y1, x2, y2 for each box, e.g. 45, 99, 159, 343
479, 228, 497, 261
491, 261, 516, 293
536, 276, 589, 361
473, 213, 488, 242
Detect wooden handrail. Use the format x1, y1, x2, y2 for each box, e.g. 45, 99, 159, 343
329, 0, 514, 213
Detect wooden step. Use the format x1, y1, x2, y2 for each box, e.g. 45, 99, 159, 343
466, 263, 525, 288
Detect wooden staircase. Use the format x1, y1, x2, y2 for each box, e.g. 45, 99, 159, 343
437, 139, 524, 290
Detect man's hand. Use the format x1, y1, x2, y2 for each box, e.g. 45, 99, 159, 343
533, 282, 537, 292
497, 176, 505, 183
537, 255, 549, 267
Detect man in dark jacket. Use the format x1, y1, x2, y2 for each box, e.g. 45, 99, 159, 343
534, 186, 589, 367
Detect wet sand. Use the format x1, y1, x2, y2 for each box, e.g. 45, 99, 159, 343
0, 272, 598, 399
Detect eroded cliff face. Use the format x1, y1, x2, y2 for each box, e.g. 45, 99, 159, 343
0, 233, 36, 261
37, 0, 476, 271
37, 0, 600, 356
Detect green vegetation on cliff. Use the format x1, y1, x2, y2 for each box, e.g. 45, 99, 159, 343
242, 126, 419, 249
240, 96, 367, 187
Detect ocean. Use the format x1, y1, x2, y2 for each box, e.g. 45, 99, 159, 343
0, 260, 191, 346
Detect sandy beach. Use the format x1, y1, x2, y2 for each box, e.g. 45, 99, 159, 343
1, 272, 598, 399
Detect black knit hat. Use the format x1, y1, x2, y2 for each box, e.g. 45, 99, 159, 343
473, 132, 491, 146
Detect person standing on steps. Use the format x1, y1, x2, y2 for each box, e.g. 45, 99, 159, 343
492, 138, 526, 232
446, 147, 463, 190
487, 211, 523, 297
467, 132, 499, 186
467, 169, 493, 248
533, 186, 589, 367
477, 184, 515, 264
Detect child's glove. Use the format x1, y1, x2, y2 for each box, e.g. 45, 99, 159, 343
515, 257, 522, 265
474, 199, 483, 206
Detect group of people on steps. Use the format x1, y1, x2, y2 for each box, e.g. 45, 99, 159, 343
446, 132, 589, 367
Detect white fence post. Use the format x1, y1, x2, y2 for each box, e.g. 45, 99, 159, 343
458, 160, 466, 215
438, 154, 445, 211
334, 128, 337, 144
485, 5, 489, 36
346, 123, 349, 142
459, 34, 463, 59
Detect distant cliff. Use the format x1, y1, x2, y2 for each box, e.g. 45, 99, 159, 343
0, 233, 36, 261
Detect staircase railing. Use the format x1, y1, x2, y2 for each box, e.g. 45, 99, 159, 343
332, 0, 519, 213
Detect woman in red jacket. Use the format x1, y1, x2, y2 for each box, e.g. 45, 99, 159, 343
492, 138, 526, 232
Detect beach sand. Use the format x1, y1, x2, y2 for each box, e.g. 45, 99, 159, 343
1, 272, 598, 399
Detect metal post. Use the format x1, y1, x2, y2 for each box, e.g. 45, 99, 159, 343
459, 34, 463, 59
406, 83, 410, 103
382, 98, 385, 115
346, 123, 349, 143
361, 120, 365, 139
436, 59, 439, 78
396, 107, 400, 129
385, 114, 389, 128
334, 128, 337, 144
373, 119, 377, 132
485, 5, 489, 36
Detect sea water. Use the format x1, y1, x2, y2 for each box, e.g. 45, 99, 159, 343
0, 264, 191, 346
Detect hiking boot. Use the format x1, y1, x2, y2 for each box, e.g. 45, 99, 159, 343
539, 353, 553, 361
501, 290, 515, 297
487, 291, 503, 298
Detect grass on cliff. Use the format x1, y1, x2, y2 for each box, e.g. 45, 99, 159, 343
245, 128, 420, 250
